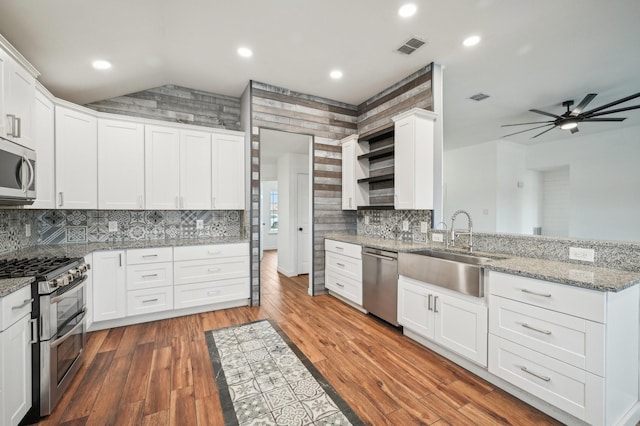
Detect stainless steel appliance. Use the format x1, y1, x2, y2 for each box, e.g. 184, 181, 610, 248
0, 136, 36, 205
362, 247, 399, 326
0, 256, 89, 420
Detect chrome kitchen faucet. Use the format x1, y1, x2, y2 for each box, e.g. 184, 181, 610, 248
451, 209, 473, 252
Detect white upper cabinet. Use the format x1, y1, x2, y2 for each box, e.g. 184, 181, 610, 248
98, 118, 145, 210
393, 108, 438, 210
212, 132, 245, 210
27, 85, 55, 209
145, 125, 181, 210
55, 105, 98, 209
180, 129, 212, 210
340, 135, 358, 210
0, 46, 36, 149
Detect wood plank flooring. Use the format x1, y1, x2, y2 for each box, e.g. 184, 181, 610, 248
35, 250, 561, 425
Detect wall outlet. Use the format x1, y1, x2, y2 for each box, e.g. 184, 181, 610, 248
569, 247, 595, 262
431, 233, 444, 243
420, 222, 429, 233
364, 215, 370, 225
196, 220, 204, 230
402, 220, 409, 231
108, 221, 118, 232
25, 224, 31, 237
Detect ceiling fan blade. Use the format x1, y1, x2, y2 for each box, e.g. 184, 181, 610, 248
529, 109, 561, 119
570, 127, 579, 134
531, 126, 556, 138
570, 93, 597, 116
501, 121, 554, 127
503, 123, 554, 138
582, 92, 640, 116
583, 117, 627, 122
584, 104, 640, 118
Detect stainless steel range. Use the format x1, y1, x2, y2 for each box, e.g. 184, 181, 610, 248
0, 256, 90, 420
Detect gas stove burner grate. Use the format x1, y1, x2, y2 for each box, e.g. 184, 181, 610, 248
0, 256, 80, 280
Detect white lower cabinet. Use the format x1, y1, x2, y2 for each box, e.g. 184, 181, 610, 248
92, 250, 127, 322
398, 275, 488, 366
174, 278, 249, 310
488, 271, 639, 426
1, 286, 33, 426
127, 287, 174, 317
324, 239, 362, 306
126, 247, 174, 317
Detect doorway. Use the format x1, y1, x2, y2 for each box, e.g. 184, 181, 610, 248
259, 128, 313, 294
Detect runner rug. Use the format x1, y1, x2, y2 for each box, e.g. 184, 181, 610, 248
205, 319, 364, 425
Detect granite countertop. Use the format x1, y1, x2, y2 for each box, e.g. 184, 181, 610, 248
324, 233, 640, 292
0, 236, 250, 298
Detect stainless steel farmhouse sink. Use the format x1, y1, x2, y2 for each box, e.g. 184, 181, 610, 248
398, 250, 505, 297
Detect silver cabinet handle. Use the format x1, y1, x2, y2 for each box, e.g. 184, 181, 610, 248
12, 298, 33, 310
142, 298, 159, 303
119, 253, 122, 267
207, 290, 220, 296
335, 246, 344, 251
212, 197, 216, 208
58, 192, 64, 207
29, 318, 38, 344
336, 262, 345, 267
138, 195, 143, 209
521, 323, 552, 335
521, 289, 552, 298
142, 254, 159, 258
6, 114, 20, 138
349, 197, 352, 208
434, 296, 439, 313
15, 116, 21, 138
142, 274, 158, 278
208, 268, 221, 273
208, 250, 221, 255
427, 294, 433, 311
6, 114, 16, 136
335, 282, 344, 288
521, 366, 551, 382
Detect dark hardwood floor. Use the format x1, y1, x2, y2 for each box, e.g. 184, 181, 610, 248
35, 250, 560, 425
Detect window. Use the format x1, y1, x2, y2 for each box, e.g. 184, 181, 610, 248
269, 190, 278, 232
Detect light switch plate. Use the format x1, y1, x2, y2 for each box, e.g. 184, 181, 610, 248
108, 221, 118, 232
196, 220, 204, 230
420, 222, 429, 233
569, 247, 595, 262
364, 215, 370, 225
25, 224, 31, 237
431, 233, 444, 242
402, 220, 409, 231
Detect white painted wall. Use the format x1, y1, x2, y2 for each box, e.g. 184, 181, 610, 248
276, 152, 309, 276
260, 180, 278, 253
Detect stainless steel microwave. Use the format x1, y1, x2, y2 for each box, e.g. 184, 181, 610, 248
0, 136, 36, 204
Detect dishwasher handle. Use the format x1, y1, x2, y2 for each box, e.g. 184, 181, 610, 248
362, 247, 398, 262
363, 252, 397, 262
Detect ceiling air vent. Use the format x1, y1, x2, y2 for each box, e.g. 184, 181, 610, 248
396, 36, 426, 55
469, 93, 490, 101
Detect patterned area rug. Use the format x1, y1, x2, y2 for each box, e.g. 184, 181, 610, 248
206, 320, 364, 425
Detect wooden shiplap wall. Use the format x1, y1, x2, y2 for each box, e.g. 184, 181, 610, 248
250, 81, 359, 296
86, 84, 242, 130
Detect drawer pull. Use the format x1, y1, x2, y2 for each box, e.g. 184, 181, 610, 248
207, 290, 220, 296
208, 250, 222, 255
520, 366, 551, 382
12, 298, 33, 310
335, 246, 344, 250
142, 298, 159, 303
142, 254, 159, 258
208, 268, 221, 273
434, 295, 439, 313
336, 262, 345, 267
427, 294, 433, 311
142, 274, 159, 278
335, 282, 345, 288
521, 323, 552, 335
521, 288, 552, 298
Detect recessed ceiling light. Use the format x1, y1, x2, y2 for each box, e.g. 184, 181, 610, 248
237, 47, 253, 58
398, 3, 417, 18
92, 60, 112, 70
463, 35, 481, 47
330, 70, 343, 79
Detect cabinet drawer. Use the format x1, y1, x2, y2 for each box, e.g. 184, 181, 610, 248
174, 256, 249, 285
489, 335, 602, 422
174, 278, 250, 309
325, 239, 361, 259
489, 295, 604, 375
126, 262, 173, 291
127, 286, 173, 317
488, 271, 605, 322
1, 286, 32, 331
325, 252, 362, 281
325, 268, 362, 305
126, 247, 173, 265
173, 243, 248, 261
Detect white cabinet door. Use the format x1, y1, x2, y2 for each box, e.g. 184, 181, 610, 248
1, 52, 35, 149
393, 109, 437, 210
434, 291, 488, 366
55, 106, 97, 209
212, 132, 245, 210
0, 48, 7, 138
398, 277, 435, 338
28, 88, 55, 209
341, 138, 356, 210
145, 125, 180, 210
180, 129, 211, 210
92, 251, 126, 322
98, 119, 145, 209
1, 315, 31, 426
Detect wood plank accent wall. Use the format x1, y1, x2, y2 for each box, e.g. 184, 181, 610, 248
357, 63, 433, 138
250, 81, 359, 297
85, 84, 241, 131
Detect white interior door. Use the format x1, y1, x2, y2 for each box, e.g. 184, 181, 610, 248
296, 172, 310, 275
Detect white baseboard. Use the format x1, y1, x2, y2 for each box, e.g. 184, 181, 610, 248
277, 265, 296, 277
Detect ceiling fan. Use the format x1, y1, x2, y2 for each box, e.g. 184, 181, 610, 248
502, 92, 640, 138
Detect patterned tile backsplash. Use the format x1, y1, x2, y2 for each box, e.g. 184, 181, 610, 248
36, 210, 244, 244
357, 210, 432, 242
0, 210, 38, 254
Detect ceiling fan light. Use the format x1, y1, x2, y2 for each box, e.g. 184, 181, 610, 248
560, 121, 578, 130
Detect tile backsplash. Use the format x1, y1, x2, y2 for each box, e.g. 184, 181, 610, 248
0, 210, 38, 254
36, 210, 244, 244
357, 210, 432, 242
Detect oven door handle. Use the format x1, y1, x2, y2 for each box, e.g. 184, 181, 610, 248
50, 275, 87, 304
50, 311, 86, 349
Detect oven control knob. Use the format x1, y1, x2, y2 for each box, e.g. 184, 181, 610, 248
55, 276, 69, 287
68, 268, 79, 278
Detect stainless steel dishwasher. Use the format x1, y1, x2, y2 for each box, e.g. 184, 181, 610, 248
362, 247, 399, 326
